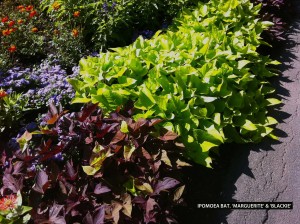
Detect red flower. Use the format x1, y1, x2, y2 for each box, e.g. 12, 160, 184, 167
73, 11, 80, 17
26, 5, 34, 11
8, 45, 17, 53
0, 89, 8, 98
1, 17, 8, 23
8, 21, 15, 27
2, 29, 10, 36
0, 195, 17, 210
29, 10, 37, 18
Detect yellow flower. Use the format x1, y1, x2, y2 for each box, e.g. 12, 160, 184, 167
52, 1, 61, 10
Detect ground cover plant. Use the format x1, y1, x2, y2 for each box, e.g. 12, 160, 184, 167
0, 103, 187, 223
70, 0, 281, 167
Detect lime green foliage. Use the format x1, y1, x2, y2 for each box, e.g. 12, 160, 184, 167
70, 0, 280, 167
0, 92, 28, 134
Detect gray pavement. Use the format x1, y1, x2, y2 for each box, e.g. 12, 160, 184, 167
218, 1, 300, 224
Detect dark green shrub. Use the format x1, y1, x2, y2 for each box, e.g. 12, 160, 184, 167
39, 0, 198, 67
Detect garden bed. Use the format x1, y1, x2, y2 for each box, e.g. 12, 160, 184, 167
0, 0, 293, 223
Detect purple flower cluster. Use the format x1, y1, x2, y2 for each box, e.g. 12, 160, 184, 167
0, 67, 34, 93
0, 61, 79, 108
132, 29, 155, 42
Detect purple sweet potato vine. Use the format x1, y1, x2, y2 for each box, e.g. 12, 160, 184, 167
0, 103, 188, 223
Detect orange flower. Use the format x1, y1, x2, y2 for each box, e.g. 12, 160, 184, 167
19, 8, 26, 12
0, 89, 8, 98
0, 195, 17, 210
9, 28, 15, 33
72, 29, 79, 37
53, 29, 59, 35
31, 27, 38, 33
8, 45, 17, 53
26, 5, 34, 11
17, 19, 23, 24
1, 17, 8, 23
17, 5, 24, 10
29, 10, 37, 18
73, 11, 80, 17
52, 2, 61, 10
8, 21, 15, 27
2, 29, 10, 36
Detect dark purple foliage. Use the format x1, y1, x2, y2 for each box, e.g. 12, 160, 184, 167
0, 103, 187, 223
254, 0, 293, 42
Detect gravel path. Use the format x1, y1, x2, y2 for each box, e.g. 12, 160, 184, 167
217, 1, 300, 224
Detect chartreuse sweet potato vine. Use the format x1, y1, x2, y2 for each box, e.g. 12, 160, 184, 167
69, 0, 281, 167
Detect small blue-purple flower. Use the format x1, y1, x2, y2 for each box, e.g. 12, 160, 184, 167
7, 138, 20, 151
53, 152, 64, 161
